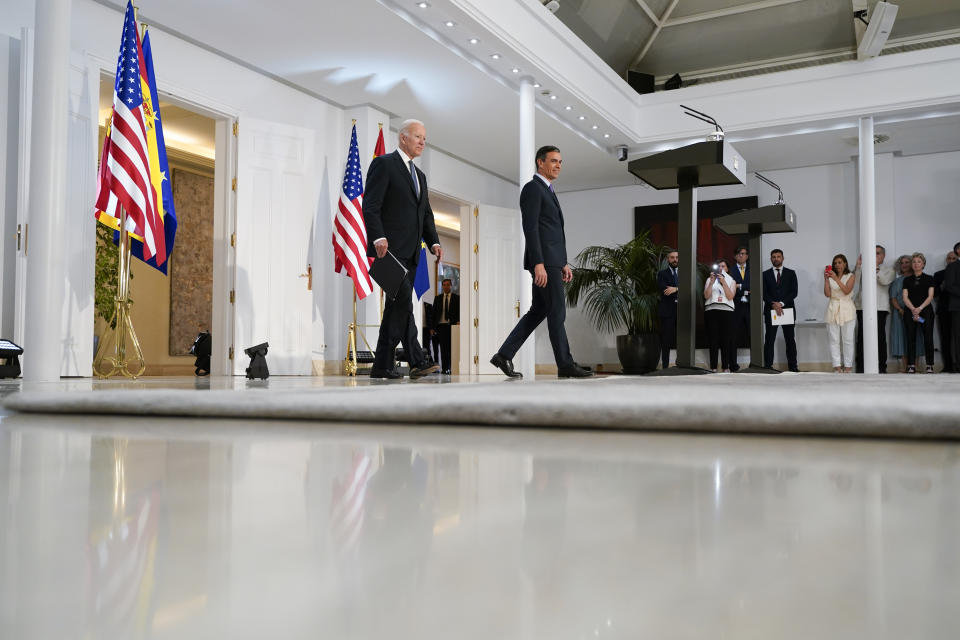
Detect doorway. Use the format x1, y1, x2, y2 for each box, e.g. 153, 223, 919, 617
95, 76, 225, 376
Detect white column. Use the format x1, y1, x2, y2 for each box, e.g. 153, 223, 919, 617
517, 78, 535, 379
23, 0, 71, 382
859, 116, 879, 374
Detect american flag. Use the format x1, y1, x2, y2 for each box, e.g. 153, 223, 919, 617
329, 451, 373, 553
332, 125, 374, 299
94, 1, 166, 265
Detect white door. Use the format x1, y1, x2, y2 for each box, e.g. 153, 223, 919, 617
12, 43, 97, 376
234, 117, 315, 375
475, 203, 522, 374
12, 28, 33, 349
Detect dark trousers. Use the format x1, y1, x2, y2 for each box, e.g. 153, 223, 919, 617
952, 311, 960, 372
659, 314, 676, 369
732, 302, 750, 367
855, 310, 889, 373
373, 265, 426, 370
437, 323, 452, 372
499, 266, 573, 368
763, 320, 797, 370
937, 311, 953, 372
705, 309, 735, 370
904, 308, 935, 367
423, 329, 439, 363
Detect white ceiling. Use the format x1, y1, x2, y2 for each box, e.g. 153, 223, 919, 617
90, 0, 960, 194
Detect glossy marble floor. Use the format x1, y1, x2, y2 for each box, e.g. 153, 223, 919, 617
2, 383, 959, 639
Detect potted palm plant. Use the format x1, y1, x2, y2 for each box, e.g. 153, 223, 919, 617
565, 231, 672, 374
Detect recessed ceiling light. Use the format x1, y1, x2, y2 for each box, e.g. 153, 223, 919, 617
444, 20, 455, 27
416, 1, 430, 7
578, 115, 585, 120
511, 68, 520, 73
592, 125, 598, 129
491, 53, 501, 60
533, 82, 541, 88
564, 105, 572, 110
603, 133, 610, 138
468, 38, 479, 44
550, 95, 557, 100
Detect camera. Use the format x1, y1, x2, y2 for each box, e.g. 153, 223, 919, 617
616, 145, 628, 162
825, 265, 833, 274
711, 264, 722, 277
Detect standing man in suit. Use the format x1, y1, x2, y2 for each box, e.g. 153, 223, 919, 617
933, 250, 957, 373
490, 145, 592, 379
656, 250, 680, 370
433, 278, 460, 374
942, 241, 960, 372
729, 246, 751, 372
762, 248, 799, 371
364, 119, 442, 379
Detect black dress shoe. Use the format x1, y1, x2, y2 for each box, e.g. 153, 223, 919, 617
490, 353, 522, 378
558, 364, 593, 378
409, 362, 440, 378
369, 368, 402, 379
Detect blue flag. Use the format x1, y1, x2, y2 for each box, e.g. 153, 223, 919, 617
120, 28, 178, 274
414, 244, 431, 299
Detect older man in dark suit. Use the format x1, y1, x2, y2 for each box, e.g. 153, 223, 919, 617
490, 145, 591, 379
364, 119, 442, 379
762, 248, 799, 371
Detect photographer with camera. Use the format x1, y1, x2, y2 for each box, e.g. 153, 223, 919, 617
824, 254, 859, 373
703, 258, 737, 372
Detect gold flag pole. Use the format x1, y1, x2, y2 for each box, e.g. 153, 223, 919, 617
344, 289, 359, 376
93, 204, 146, 379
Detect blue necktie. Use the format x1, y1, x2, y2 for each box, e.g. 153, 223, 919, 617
409, 160, 419, 198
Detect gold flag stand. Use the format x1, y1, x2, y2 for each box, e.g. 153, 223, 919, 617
343, 290, 379, 376
93, 205, 146, 379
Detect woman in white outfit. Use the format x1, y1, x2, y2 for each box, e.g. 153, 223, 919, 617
824, 253, 860, 372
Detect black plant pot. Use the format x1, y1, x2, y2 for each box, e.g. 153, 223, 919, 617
616, 333, 661, 374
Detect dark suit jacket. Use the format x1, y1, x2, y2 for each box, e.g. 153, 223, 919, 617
363, 150, 440, 265
730, 262, 750, 309
943, 261, 960, 312
433, 292, 460, 325
657, 267, 678, 318
520, 175, 567, 271
762, 266, 798, 320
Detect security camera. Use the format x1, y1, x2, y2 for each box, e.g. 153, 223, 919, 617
616, 145, 628, 162
542, 0, 560, 14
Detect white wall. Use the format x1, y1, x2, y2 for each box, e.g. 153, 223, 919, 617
560, 151, 960, 370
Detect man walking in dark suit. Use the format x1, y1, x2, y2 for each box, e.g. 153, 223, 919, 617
363, 119, 442, 379
762, 248, 799, 371
729, 246, 751, 372
656, 250, 680, 369
490, 145, 591, 379
433, 278, 459, 374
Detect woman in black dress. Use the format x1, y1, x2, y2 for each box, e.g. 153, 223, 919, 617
902, 252, 936, 373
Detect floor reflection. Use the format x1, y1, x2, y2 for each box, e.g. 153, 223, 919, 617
1, 414, 958, 639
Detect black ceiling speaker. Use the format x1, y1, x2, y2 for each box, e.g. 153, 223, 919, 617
627, 70, 655, 95
664, 73, 683, 90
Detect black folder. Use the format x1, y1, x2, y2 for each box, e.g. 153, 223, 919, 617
369, 250, 409, 299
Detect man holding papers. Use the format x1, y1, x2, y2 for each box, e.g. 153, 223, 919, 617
364, 119, 442, 379
763, 248, 800, 372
